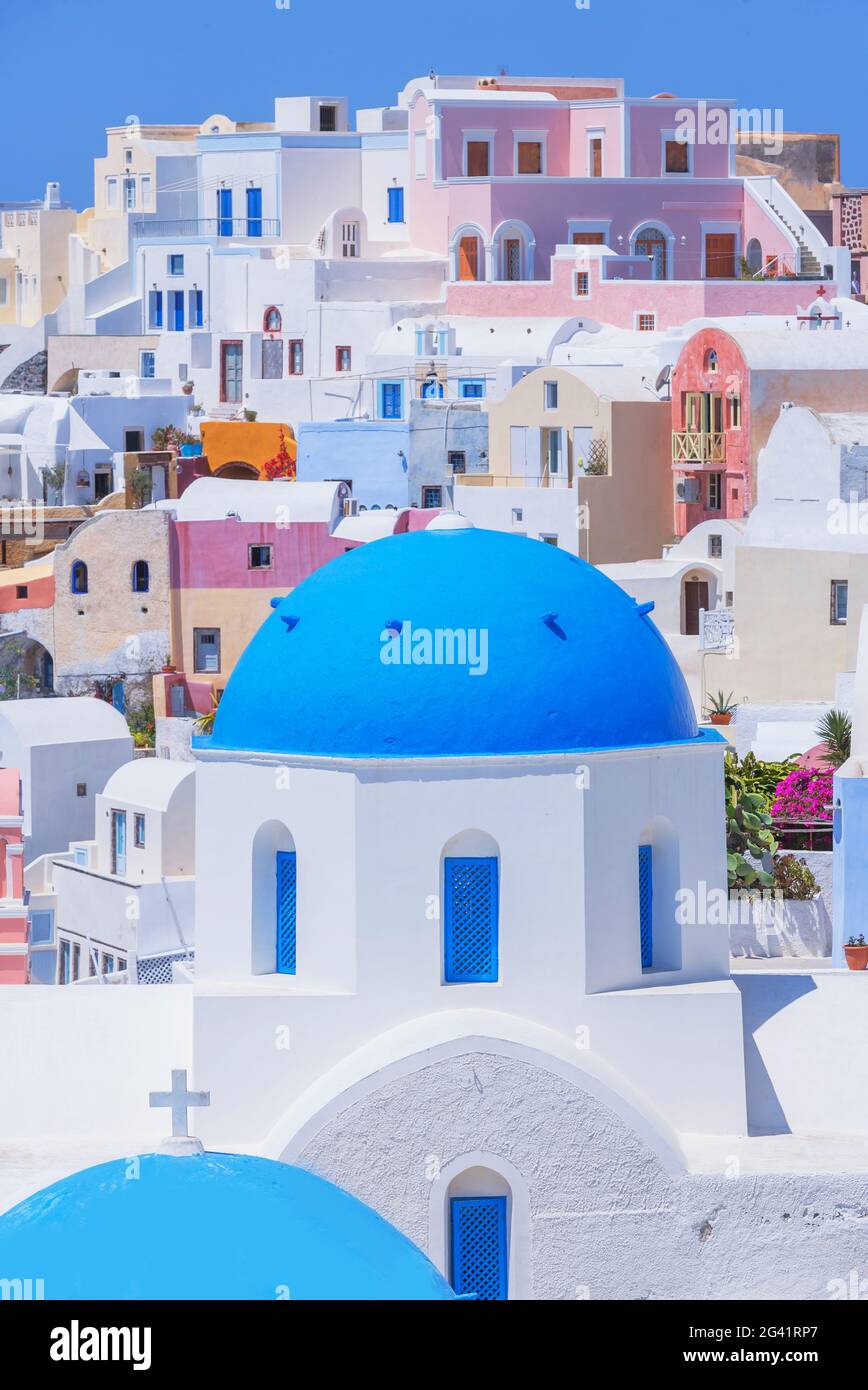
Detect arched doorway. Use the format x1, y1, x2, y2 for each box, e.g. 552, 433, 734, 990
215, 462, 259, 480
681, 569, 717, 635
0, 636, 55, 697
633, 225, 669, 279
745, 238, 763, 274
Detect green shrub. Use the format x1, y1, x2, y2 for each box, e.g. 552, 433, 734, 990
773, 855, 821, 901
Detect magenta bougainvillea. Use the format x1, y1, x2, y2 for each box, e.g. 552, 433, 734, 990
771, 769, 834, 821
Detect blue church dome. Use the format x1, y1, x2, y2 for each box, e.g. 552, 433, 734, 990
0, 1153, 455, 1300
202, 522, 699, 759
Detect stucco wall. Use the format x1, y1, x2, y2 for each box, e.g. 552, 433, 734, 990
297, 1047, 868, 1299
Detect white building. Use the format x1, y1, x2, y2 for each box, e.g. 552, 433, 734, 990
26, 758, 195, 986
0, 697, 131, 861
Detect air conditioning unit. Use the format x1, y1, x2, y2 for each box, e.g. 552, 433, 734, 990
343, 497, 360, 518
675, 478, 700, 503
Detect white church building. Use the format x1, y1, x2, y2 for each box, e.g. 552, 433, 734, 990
4, 517, 868, 1299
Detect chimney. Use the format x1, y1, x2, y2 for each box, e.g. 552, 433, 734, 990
44, 181, 61, 210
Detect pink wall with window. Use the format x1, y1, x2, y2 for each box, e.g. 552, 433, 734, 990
671, 328, 752, 535
569, 106, 623, 176
170, 519, 349, 589
629, 102, 732, 178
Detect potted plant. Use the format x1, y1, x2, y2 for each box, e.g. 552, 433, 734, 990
844, 935, 868, 971
243, 408, 258, 422
706, 690, 737, 726
182, 381, 194, 396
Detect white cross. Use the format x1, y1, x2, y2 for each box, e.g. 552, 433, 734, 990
149, 1069, 210, 1139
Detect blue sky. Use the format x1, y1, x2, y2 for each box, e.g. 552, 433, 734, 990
6, 0, 867, 206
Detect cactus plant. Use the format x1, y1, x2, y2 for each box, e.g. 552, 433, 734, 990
726, 790, 778, 890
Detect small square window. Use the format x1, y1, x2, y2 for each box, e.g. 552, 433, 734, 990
512, 507, 523, 524
319, 105, 338, 132
448, 451, 466, 474
708, 472, 723, 511
76, 783, 87, 797
708, 534, 723, 559
335, 346, 352, 372
517, 140, 543, 175
288, 340, 304, 375
134, 813, 146, 848
459, 380, 485, 399
544, 381, 558, 410
16, 585, 27, 598
540, 534, 559, 546
575, 271, 590, 297
168, 254, 184, 276
248, 544, 273, 570
637, 313, 656, 332
422, 486, 442, 508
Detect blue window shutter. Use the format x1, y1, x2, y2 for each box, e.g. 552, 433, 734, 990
638, 844, 653, 969
444, 856, 498, 982
172, 291, 184, 332
381, 382, 402, 419
388, 187, 404, 222
450, 1196, 508, 1300
276, 851, 297, 975
149, 290, 162, 328
247, 187, 262, 237
217, 188, 233, 236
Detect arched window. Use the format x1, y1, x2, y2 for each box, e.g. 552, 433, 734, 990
442, 830, 500, 983
447, 1166, 511, 1300
71, 561, 88, 595
251, 821, 296, 976
131, 560, 149, 593
705, 349, 719, 373
263, 306, 282, 333
634, 225, 669, 280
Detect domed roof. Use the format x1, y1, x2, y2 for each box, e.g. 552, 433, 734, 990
0, 1153, 455, 1300
202, 526, 699, 759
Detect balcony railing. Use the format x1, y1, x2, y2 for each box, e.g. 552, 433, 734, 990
132, 218, 281, 240
455, 473, 574, 489
672, 431, 726, 467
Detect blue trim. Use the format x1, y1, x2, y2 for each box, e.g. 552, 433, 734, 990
71, 561, 88, 595
246, 187, 263, 238
276, 850, 297, 975
444, 856, 498, 983
217, 188, 233, 237
638, 844, 653, 969
450, 1196, 508, 1300
387, 186, 405, 223
380, 381, 403, 419
459, 379, 486, 399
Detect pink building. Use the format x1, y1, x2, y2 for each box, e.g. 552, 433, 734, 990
402, 75, 843, 327
0, 767, 28, 985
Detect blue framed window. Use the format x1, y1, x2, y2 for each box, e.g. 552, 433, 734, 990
170, 290, 185, 332
444, 856, 498, 983
638, 844, 653, 969
189, 289, 204, 327
247, 187, 262, 238
459, 379, 485, 399
217, 188, 233, 237
450, 1196, 508, 1300
276, 850, 297, 975
380, 380, 404, 420
388, 186, 405, 223
148, 290, 163, 329
168, 254, 184, 276
71, 560, 88, 595
131, 559, 149, 593
29, 909, 54, 945
140, 350, 156, 378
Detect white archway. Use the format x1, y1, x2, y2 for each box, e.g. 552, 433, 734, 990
428, 1152, 532, 1300
449, 223, 489, 282
491, 219, 537, 282
629, 220, 676, 280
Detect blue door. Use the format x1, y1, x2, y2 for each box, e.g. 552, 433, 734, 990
111, 680, 126, 714
111, 811, 127, 876
444, 857, 499, 982
246, 187, 262, 238
388, 186, 404, 223
217, 188, 233, 237
276, 851, 297, 974
450, 1196, 508, 1300
172, 290, 184, 332
380, 382, 403, 419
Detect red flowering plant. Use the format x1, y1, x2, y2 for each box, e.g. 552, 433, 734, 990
263, 428, 296, 481
771, 769, 833, 822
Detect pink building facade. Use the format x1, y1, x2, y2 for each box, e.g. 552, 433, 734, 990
0, 767, 28, 985
403, 78, 837, 322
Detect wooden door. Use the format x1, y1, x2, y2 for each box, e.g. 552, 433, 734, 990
683, 580, 709, 636
458, 236, 479, 281
466, 141, 489, 177
572, 232, 604, 245
705, 234, 736, 279
221, 341, 243, 403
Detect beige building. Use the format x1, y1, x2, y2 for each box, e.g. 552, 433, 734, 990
705, 405, 868, 704
88, 124, 199, 271
476, 362, 674, 563
0, 189, 79, 327
47, 334, 160, 393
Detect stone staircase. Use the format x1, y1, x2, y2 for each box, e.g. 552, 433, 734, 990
760, 198, 825, 278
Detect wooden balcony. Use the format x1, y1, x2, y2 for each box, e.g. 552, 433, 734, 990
672, 431, 726, 468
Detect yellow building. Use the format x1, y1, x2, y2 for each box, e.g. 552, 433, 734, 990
0, 191, 78, 327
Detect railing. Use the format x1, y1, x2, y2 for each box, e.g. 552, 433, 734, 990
773, 819, 832, 852
672, 431, 726, 466
132, 218, 281, 240
454, 473, 574, 489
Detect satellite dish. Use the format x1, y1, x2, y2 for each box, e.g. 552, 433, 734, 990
654, 364, 672, 393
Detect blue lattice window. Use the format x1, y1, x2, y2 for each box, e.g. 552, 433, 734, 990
450, 1196, 508, 1300
276, 851, 297, 975
444, 857, 498, 983
638, 844, 653, 969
